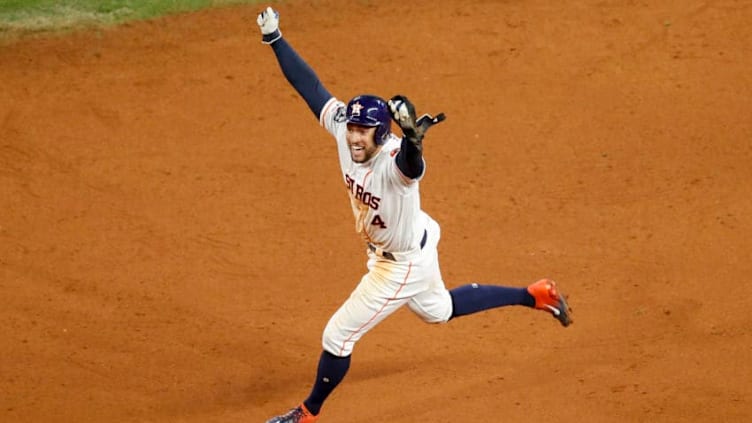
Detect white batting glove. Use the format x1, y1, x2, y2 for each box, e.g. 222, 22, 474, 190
257, 6, 282, 44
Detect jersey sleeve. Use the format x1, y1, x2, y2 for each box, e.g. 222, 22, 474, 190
319, 97, 346, 134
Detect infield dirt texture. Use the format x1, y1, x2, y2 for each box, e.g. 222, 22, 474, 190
1, 1, 750, 422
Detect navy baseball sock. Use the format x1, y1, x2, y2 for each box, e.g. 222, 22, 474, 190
303, 350, 351, 416
449, 283, 535, 319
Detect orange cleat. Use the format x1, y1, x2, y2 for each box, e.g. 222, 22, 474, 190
265, 403, 319, 423
527, 279, 573, 327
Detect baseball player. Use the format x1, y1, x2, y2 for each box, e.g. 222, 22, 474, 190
256, 7, 572, 423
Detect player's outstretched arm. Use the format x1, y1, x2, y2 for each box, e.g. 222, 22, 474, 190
257, 7, 332, 119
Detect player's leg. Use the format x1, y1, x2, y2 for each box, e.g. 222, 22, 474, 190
448, 283, 533, 317
411, 275, 571, 326
406, 215, 455, 322
405, 251, 530, 322
408, 281, 536, 322
321, 261, 418, 355
301, 261, 420, 417
407, 218, 570, 325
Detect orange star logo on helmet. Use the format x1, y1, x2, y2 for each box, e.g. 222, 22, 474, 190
351, 102, 363, 116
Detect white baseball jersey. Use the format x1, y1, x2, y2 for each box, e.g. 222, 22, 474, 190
319, 97, 429, 253
317, 97, 452, 357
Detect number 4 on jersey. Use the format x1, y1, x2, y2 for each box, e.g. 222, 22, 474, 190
371, 215, 387, 229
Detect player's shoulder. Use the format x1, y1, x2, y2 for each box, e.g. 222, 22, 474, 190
320, 97, 347, 126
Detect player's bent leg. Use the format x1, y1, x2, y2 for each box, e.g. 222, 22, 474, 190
444, 280, 573, 326
407, 218, 452, 323
305, 268, 415, 419
448, 283, 534, 319
322, 270, 413, 356
407, 284, 453, 323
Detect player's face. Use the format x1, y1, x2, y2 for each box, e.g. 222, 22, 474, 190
346, 123, 380, 163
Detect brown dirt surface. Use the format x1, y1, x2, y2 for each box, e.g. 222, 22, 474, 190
2, 1, 751, 422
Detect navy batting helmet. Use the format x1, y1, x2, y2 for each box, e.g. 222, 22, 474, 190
346, 95, 391, 145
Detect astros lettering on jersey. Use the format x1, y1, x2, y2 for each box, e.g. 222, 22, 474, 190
320, 97, 428, 253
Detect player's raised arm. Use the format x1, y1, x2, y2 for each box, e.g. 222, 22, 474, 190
389, 95, 447, 180
257, 7, 332, 119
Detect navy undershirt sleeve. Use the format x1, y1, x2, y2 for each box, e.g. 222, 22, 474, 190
271, 37, 333, 118
395, 137, 425, 179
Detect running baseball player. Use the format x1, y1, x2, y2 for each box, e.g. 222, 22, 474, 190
256, 7, 572, 423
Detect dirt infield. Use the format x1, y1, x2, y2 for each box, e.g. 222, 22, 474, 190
2, 1, 751, 422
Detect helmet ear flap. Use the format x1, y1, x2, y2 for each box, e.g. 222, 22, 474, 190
374, 118, 391, 145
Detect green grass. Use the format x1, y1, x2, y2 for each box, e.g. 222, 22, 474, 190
0, 0, 263, 39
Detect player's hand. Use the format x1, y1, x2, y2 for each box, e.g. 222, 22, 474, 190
257, 6, 282, 44
388, 95, 419, 137
389, 95, 446, 142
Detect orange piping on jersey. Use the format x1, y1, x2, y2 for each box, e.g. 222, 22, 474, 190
358, 169, 375, 244
362, 168, 373, 186
337, 262, 413, 356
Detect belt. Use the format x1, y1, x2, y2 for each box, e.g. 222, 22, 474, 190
368, 229, 427, 261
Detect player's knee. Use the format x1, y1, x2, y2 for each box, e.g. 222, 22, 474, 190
322, 321, 350, 356
411, 304, 452, 324
409, 294, 453, 324
419, 313, 451, 324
